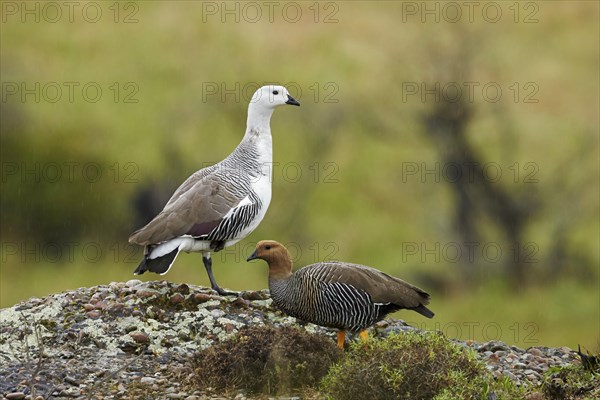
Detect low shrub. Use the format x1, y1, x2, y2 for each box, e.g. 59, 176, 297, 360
542, 363, 600, 399
321, 331, 525, 400
191, 325, 341, 395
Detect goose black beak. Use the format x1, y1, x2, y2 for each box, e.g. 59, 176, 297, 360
246, 250, 258, 262
285, 94, 300, 106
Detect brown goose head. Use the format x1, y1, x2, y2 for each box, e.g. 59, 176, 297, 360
247, 240, 293, 280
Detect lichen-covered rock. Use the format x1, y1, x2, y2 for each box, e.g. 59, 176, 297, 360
0, 281, 330, 361
0, 281, 337, 399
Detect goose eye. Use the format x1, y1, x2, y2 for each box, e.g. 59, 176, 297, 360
265, 245, 272, 250
272, 90, 279, 95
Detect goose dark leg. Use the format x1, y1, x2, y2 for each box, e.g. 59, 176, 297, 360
202, 253, 237, 296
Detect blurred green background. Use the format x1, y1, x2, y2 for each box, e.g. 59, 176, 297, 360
1, 1, 598, 351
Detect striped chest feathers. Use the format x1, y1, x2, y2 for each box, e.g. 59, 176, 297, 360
269, 269, 382, 331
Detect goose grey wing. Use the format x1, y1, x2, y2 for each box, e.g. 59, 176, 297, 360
303, 262, 430, 308
163, 164, 218, 208
128, 170, 248, 246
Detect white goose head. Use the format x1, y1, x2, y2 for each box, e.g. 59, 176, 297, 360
246, 85, 299, 131
250, 85, 300, 110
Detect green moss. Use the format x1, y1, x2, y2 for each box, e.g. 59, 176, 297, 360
37, 319, 57, 330
191, 325, 341, 395
321, 331, 525, 400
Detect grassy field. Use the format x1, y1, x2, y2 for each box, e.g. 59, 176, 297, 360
1, 2, 598, 352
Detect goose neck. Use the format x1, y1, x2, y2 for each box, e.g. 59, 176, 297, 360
246, 104, 275, 133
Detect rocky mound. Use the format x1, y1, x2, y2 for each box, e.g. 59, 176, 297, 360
0, 280, 583, 399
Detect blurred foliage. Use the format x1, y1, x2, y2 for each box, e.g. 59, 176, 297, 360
1, 2, 598, 349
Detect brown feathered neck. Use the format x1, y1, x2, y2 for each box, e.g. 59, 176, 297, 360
249, 240, 293, 280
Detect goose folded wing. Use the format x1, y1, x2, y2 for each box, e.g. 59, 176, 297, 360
311, 262, 430, 308
128, 175, 246, 246
161, 166, 216, 209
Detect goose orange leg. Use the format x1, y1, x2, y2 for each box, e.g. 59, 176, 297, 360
359, 329, 369, 344
337, 331, 345, 349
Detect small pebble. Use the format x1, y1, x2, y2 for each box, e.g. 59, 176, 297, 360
109, 281, 124, 290
6, 393, 26, 400
94, 301, 107, 310
503, 370, 517, 380
231, 297, 250, 308
174, 283, 190, 294
130, 331, 150, 344
526, 374, 538, 381
126, 279, 143, 287
527, 348, 543, 356
193, 293, 212, 303
559, 346, 572, 354
170, 293, 185, 305
138, 290, 159, 298
240, 290, 268, 301
109, 303, 125, 312
146, 306, 158, 319
524, 369, 536, 375
64, 375, 79, 386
